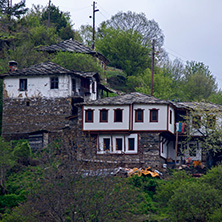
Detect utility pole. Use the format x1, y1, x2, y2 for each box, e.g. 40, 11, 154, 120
151, 39, 155, 96
48, 0, 51, 27
91, 1, 99, 49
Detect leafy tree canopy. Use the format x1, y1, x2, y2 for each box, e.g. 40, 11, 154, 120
96, 27, 151, 76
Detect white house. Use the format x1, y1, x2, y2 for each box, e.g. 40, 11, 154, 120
1, 61, 112, 149
81, 92, 207, 167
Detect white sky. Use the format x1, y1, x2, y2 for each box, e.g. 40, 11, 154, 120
14, 0, 222, 89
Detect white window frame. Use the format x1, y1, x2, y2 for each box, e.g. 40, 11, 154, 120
97, 134, 138, 154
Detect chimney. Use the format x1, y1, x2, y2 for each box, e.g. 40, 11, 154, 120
9, 60, 18, 72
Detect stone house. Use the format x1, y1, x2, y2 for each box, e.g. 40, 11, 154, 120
1, 61, 219, 167
79, 92, 211, 168
1, 61, 111, 150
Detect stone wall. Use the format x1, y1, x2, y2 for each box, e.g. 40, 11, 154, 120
56, 108, 165, 168
2, 97, 72, 140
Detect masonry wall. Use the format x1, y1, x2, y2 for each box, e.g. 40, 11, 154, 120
2, 97, 72, 140
58, 110, 165, 168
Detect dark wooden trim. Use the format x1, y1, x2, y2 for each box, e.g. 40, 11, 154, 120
83, 129, 172, 133
167, 105, 169, 131
129, 105, 132, 131
19, 78, 28, 91
99, 109, 109, 122
149, 108, 159, 122
85, 109, 94, 123
135, 108, 144, 122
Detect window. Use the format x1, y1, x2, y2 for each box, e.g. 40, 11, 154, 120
85, 109, 94, 122
50, 77, 59, 89
150, 109, 159, 122
207, 115, 216, 129
92, 82, 96, 93
72, 79, 76, 92
100, 109, 108, 122
135, 109, 144, 122
170, 110, 172, 124
19, 79, 27, 91
189, 143, 197, 157
192, 115, 201, 129
103, 138, 110, 151
114, 109, 123, 122
128, 138, 135, 151
116, 138, 123, 151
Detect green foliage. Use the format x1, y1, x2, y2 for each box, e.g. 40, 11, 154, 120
0, 138, 15, 194
201, 165, 222, 190
41, 4, 74, 40
96, 27, 151, 76
52, 51, 103, 74
128, 175, 162, 198
168, 182, 222, 222
0, 194, 26, 214
127, 68, 174, 100
29, 25, 58, 46
13, 141, 32, 164
154, 171, 194, 208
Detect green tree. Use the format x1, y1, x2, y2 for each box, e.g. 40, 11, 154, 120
0, 0, 27, 20
41, 4, 74, 40
0, 138, 15, 194
168, 182, 222, 222
96, 27, 151, 76
78, 24, 93, 47
127, 68, 174, 100
180, 61, 217, 101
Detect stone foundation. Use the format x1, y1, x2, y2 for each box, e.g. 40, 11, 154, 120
2, 97, 72, 139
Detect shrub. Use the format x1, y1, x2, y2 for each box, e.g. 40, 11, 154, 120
13, 141, 32, 165
168, 182, 222, 222
201, 164, 222, 190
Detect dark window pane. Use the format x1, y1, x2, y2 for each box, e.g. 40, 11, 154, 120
150, 109, 158, 122
20, 79, 27, 91
116, 138, 122, 151
115, 110, 122, 122
51, 77, 59, 89
128, 138, 135, 151
87, 110, 93, 121
104, 138, 110, 151
101, 110, 108, 122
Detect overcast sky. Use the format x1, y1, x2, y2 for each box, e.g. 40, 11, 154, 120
14, 0, 222, 89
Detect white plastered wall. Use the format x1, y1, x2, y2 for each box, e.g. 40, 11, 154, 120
133, 104, 168, 131
4, 75, 71, 98
83, 105, 130, 131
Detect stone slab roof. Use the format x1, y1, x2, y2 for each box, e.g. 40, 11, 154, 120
174, 101, 222, 111
2, 62, 98, 79
37, 39, 109, 64
38, 39, 94, 54
84, 92, 171, 105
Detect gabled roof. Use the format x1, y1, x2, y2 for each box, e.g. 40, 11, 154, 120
1, 62, 98, 79
84, 92, 171, 105
38, 39, 94, 54
37, 39, 109, 64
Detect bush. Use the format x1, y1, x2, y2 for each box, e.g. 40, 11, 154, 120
0, 194, 26, 214
154, 170, 194, 208
168, 182, 222, 222
201, 164, 222, 190
13, 141, 32, 165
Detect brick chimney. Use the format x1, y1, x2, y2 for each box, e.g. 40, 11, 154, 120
9, 60, 18, 72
